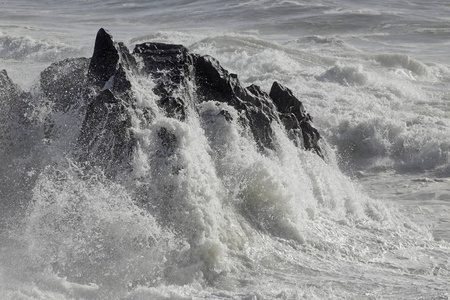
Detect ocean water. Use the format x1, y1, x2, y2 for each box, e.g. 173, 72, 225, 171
1, 1, 450, 299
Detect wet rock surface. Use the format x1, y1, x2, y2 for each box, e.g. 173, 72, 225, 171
0, 69, 32, 150
4, 28, 323, 176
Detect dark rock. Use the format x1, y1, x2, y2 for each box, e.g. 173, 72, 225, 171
40, 57, 90, 112
1, 69, 19, 99
270, 82, 322, 157
112, 61, 133, 93
134, 42, 192, 120
194, 55, 242, 105
88, 28, 120, 86
39, 58, 90, 141
0, 69, 28, 109
270, 82, 306, 118
300, 120, 322, 157
0, 69, 30, 129
76, 29, 140, 176
194, 55, 279, 151
0, 70, 38, 169
77, 89, 134, 176
87, 28, 135, 93
133, 42, 189, 78
157, 127, 178, 157
0, 70, 36, 213
35, 28, 323, 177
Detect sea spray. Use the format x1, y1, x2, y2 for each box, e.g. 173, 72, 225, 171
1, 24, 449, 299
21, 83, 428, 295
25, 163, 172, 287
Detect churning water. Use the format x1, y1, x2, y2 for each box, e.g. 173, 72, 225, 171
1, 1, 449, 299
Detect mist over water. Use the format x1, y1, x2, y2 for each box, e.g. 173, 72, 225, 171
1, 1, 450, 299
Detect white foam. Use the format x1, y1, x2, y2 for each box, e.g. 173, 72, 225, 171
0, 33, 80, 62
2, 3, 450, 297
318, 64, 370, 86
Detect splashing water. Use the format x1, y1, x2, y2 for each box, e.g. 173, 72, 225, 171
1, 1, 450, 299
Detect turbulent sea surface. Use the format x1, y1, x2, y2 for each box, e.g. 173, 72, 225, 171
1, 1, 450, 299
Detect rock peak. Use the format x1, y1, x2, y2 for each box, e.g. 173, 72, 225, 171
88, 28, 120, 86
38, 28, 323, 177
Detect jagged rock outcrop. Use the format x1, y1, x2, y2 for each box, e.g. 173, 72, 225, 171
269, 82, 322, 157
0, 69, 30, 122
133, 42, 192, 120
88, 28, 137, 93
0, 70, 39, 209
0, 70, 31, 152
194, 55, 279, 151
40, 58, 90, 112
36, 28, 323, 176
